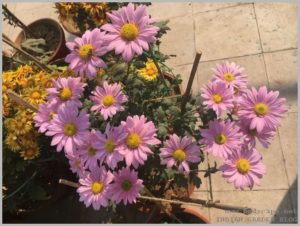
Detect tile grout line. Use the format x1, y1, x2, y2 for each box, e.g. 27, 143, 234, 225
192, 3, 199, 93
252, 2, 270, 88
170, 47, 298, 68
192, 2, 251, 16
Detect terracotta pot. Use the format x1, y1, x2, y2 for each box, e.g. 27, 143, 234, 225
171, 207, 210, 224
14, 18, 69, 64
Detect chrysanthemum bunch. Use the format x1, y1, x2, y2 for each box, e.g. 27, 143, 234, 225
2, 65, 55, 160
200, 61, 287, 189
30, 3, 287, 213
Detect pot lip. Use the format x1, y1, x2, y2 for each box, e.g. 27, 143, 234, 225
14, 18, 66, 63
180, 207, 210, 224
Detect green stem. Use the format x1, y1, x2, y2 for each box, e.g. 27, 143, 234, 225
3, 171, 37, 201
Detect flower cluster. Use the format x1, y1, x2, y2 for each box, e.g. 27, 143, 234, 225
200, 61, 287, 189
65, 3, 159, 80
2, 65, 53, 160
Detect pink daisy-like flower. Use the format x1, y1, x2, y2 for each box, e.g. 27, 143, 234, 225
200, 119, 242, 158
238, 119, 276, 149
77, 166, 113, 210
200, 80, 234, 117
95, 124, 126, 169
65, 152, 85, 177
33, 101, 59, 133
212, 62, 248, 91
101, 3, 159, 61
46, 77, 86, 108
90, 82, 128, 120
65, 28, 108, 80
45, 102, 90, 154
110, 167, 143, 205
77, 130, 102, 171
159, 134, 201, 173
118, 115, 161, 168
238, 86, 287, 133
219, 146, 267, 190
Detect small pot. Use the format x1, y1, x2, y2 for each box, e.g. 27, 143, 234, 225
14, 18, 69, 64
58, 15, 82, 37
171, 207, 210, 224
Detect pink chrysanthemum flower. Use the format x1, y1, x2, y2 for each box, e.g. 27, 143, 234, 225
33, 101, 59, 133
77, 166, 113, 210
95, 124, 126, 169
159, 134, 201, 173
238, 119, 276, 149
212, 62, 247, 91
219, 146, 267, 190
110, 167, 143, 205
200, 119, 242, 158
65, 152, 85, 177
77, 130, 102, 171
45, 102, 90, 154
101, 3, 159, 61
46, 77, 86, 108
118, 115, 161, 168
65, 28, 108, 80
200, 81, 234, 117
90, 82, 128, 120
238, 86, 287, 133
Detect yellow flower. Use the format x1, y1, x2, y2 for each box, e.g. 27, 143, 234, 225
97, 68, 106, 76
5, 133, 21, 151
23, 87, 47, 106
137, 59, 159, 81
2, 71, 15, 96
20, 141, 40, 160
16, 65, 34, 77
83, 3, 108, 17
2, 96, 11, 117
5, 116, 32, 135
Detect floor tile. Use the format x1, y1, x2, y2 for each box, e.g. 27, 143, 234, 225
254, 3, 297, 52
194, 4, 262, 61
209, 190, 296, 224
192, 3, 243, 14
160, 15, 195, 67
148, 3, 192, 20
278, 112, 298, 186
264, 49, 297, 113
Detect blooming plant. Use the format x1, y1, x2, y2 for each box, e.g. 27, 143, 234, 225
3, 2, 287, 221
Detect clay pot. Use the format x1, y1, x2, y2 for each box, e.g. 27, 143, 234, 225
58, 16, 82, 37
14, 18, 69, 64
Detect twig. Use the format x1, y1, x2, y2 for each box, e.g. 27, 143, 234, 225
181, 52, 202, 112
2, 34, 52, 73
7, 90, 38, 112
3, 171, 37, 200
59, 178, 252, 215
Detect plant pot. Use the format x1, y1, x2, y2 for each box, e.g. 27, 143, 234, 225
168, 207, 210, 223
14, 18, 69, 64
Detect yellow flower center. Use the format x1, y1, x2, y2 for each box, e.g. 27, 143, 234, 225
126, 133, 141, 150
146, 68, 156, 77
75, 160, 81, 168
236, 159, 251, 174
102, 95, 115, 107
120, 23, 139, 41
60, 88, 72, 101
25, 149, 36, 158
122, 180, 132, 191
31, 91, 41, 99
224, 72, 234, 82
249, 129, 257, 136
63, 123, 77, 136
97, 68, 105, 76
91, 181, 104, 194
254, 102, 269, 116
215, 133, 227, 145
79, 44, 94, 60
212, 94, 223, 104
87, 146, 97, 156
172, 149, 187, 162
104, 139, 116, 153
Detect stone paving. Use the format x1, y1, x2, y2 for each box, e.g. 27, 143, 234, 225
3, 2, 298, 224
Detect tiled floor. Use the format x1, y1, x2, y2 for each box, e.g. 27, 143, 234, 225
2, 2, 298, 224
